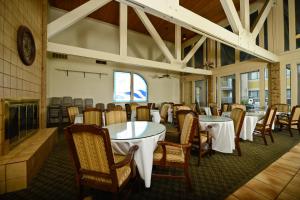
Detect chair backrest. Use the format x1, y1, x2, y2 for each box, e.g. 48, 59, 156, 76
114, 105, 123, 111
230, 108, 246, 138
160, 103, 170, 121
51, 97, 62, 105
73, 98, 83, 106
84, 98, 93, 108
107, 103, 116, 111
210, 106, 219, 116
172, 104, 183, 119
67, 106, 79, 123
178, 105, 192, 111
105, 110, 127, 125
83, 108, 102, 127
130, 103, 139, 111
63, 96, 73, 106
231, 104, 246, 111
96, 103, 105, 111
176, 110, 194, 133
189, 103, 197, 112
147, 103, 155, 109
64, 124, 119, 188
208, 102, 217, 107
262, 106, 277, 129
291, 105, 300, 122
221, 103, 231, 112
136, 106, 151, 121
180, 113, 197, 145
273, 103, 289, 113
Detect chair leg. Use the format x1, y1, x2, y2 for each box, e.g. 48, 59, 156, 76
184, 167, 192, 190
269, 130, 274, 143
235, 139, 241, 156
288, 126, 293, 137
261, 132, 268, 145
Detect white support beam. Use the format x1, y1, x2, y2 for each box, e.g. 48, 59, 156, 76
175, 25, 181, 61
220, 0, 243, 33
134, 8, 175, 62
182, 36, 206, 64
48, 42, 212, 75
119, 3, 128, 56
118, 0, 279, 63
47, 0, 112, 39
251, 0, 274, 39
240, 0, 250, 31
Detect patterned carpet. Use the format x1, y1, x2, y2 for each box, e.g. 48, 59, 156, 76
1, 127, 299, 200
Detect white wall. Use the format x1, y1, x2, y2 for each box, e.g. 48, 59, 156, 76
47, 7, 180, 105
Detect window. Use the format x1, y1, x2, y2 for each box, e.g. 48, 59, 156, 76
286, 65, 291, 106
195, 80, 207, 106
194, 45, 204, 68
284, 0, 290, 51
264, 20, 268, 50
296, 0, 300, 48
220, 75, 235, 104
240, 71, 260, 108
221, 26, 235, 66
298, 64, 300, 104
265, 68, 269, 108
113, 72, 148, 102
184, 45, 192, 67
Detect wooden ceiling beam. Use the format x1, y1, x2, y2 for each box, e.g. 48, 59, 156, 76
118, 0, 278, 63
220, 0, 243, 34
175, 25, 181, 61
182, 36, 206, 64
48, 0, 112, 39
47, 42, 212, 75
240, 0, 250, 31
119, 3, 128, 56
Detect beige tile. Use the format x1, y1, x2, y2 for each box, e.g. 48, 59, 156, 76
3, 47, 10, 62
10, 76, 16, 89
245, 179, 281, 199
277, 191, 298, 200
0, 59, 3, 73
3, 60, 9, 75
6, 162, 26, 179
281, 152, 300, 163
3, 87, 10, 98
6, 176, 26, 193
271, 162, 298, 175
254, 171, 289, 189
3, 74, 10, 88
264, 165, 294, 181
276, 158, 300, 170
233, 186, 269, 200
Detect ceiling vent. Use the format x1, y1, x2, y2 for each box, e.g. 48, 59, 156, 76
96, 60, 107, 65
52, 53, 68, 59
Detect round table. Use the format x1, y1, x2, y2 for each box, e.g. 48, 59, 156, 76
104, 121, 166, 188
198, 115, 235, 153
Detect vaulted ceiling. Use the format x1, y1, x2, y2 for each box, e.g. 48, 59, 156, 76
48, 0, 257, 43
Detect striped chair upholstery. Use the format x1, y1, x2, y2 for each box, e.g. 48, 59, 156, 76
107, 103, 115, 111
114, 105, 123, 111
130, 103, 139, 111
64, 124, 138, 195
136, 106, 151, 121
153, 113, 197, 189
230, 108, 246, 156
105, 111, 127, 125
83, 108, 102, 127
67, 106, 79, 124
160, 103, 170, 124
253, 106, 277, 145
278, 105, 300, 137
231, 104, 246, 111
273, 104, 289, 112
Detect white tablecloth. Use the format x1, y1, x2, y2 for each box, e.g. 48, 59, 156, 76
198, 116, 235, 153
131, 110, 161, 123
167, 107, 173, 123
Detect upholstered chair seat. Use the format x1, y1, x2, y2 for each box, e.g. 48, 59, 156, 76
153, 145, 185, 163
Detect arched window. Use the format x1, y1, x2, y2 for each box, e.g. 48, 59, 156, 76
113, 71, 148, 102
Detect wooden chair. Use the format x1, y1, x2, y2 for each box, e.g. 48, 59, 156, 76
172, 104, 183, 124
152, 113, 197, 189
83, 108, 103, 127
189, 103, 197, 112
125, 104, 131, 121
177, 110, 212, 166
230, 108, 246, 156
147, 103, 155, 109
105, 110, 127, 125
278, 105, 300, 137
221, 103, 231, 115
64, 124, 138, 199
113, 105, 123, 111
253, 106, 277, 145
130, 103, 139, 112
231, 104, 246, 111
107, 103, 116, 111
67, 106, 79, 124
273, 103, 289, 113
136, 106, 151, 121
160, 103, 170, 124
210, 105, 219, 116
96, 103, 105, 112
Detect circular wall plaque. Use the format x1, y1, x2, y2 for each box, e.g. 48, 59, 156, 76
17, 26, 36, 66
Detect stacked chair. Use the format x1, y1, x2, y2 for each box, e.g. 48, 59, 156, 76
96, 103, 105, 112
48, 97, 63, 125
61, 97, 73, 123
73, 98, 84, 114
84, 98, 94, 109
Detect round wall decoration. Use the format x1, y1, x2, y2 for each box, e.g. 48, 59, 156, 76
17, 25, 36, 66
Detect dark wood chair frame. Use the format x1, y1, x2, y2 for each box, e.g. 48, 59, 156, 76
220, 103, 231, 115
83, 108, 103, 127
64, 124, 138, 199
278, 105, 300, 137
253, 106, 277, 145
152, 115, 198, 189
230, 108, 246, 156
136, 106, 152, 121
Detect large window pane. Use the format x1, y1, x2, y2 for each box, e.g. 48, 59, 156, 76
133, 74, 148, 102
194, 45, 204, 68
240, 71, 260, 109
284, 0, 290, 51
114, 72, 131, 102
286, 64, 291, 106
221, 26, 235, 66
195, 80, 207, 106
265, 68, 269, 108
296, 0, 300, 48
298, 64, 300, 104
220, 75, 235, 104
264, 20, 268, 50
184, 45, 193, 67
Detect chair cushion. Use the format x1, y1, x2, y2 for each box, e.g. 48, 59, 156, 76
153, 145, 185, 163
278, 119, 289, 125
82, 154, 131, 187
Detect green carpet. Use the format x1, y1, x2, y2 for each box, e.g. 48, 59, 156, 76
0, 128, 299, 200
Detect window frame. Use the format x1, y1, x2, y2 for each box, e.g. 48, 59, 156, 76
113, 71, 148, 103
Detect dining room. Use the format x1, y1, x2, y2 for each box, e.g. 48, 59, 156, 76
0, 0, 300, 200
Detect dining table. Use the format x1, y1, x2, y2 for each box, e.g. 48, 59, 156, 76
222, 111, 265, 141
198, 115, 235, 153
104, 121, 166, 188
